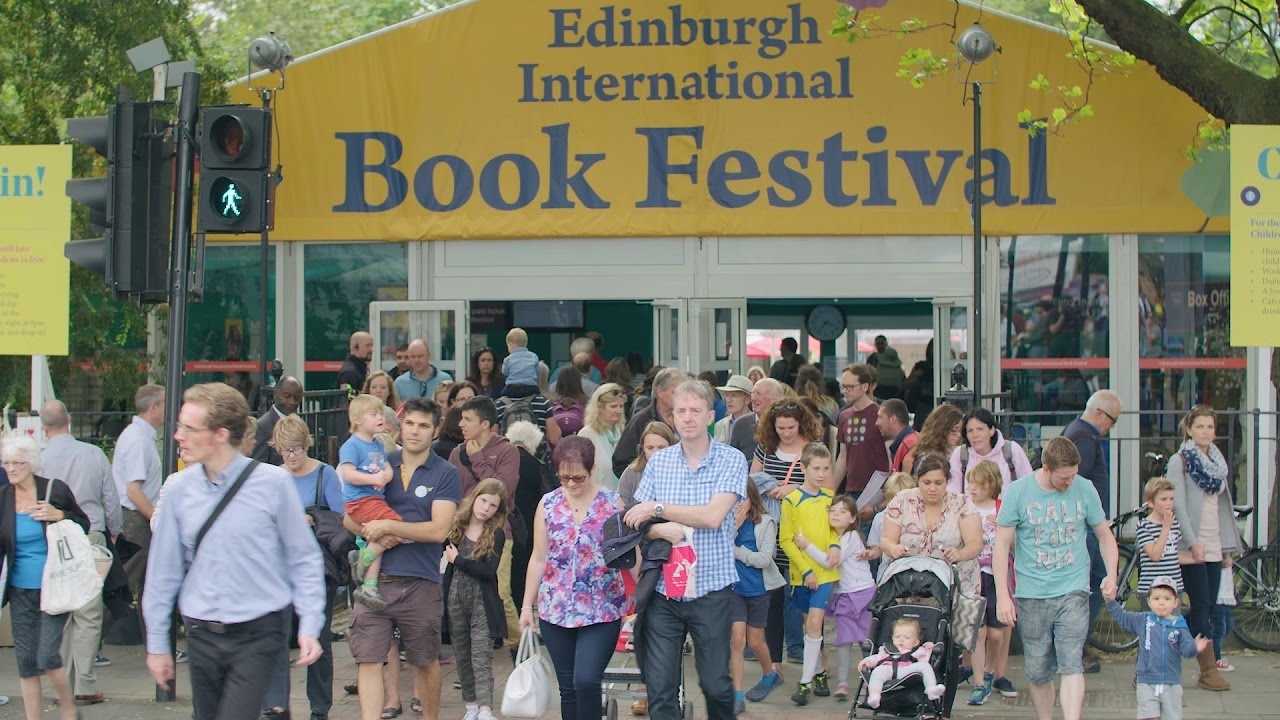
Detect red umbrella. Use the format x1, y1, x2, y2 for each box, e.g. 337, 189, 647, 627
746, 337, 831, 358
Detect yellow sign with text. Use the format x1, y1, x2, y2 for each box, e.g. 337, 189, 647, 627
0, 145, 70, 355
231, 0, 1225, 241
1231, 125, 1280, 347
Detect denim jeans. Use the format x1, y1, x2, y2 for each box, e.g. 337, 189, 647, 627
765, 567, 805, 662
1180, 561, 1222, 638
1210, 603, 1234, 660
639, 589, 735, 720
1017, 592, 1090, 685
540, 619, 621, 720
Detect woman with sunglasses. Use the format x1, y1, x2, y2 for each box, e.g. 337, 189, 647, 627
468, 347, 506, 398
520, 436, 626, 720
749, 396, 825, 666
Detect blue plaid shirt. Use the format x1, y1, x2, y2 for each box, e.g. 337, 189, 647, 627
637, 440, 747, 599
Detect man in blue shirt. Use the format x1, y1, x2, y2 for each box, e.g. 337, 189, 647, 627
143, 382, 326, 720
625, 378, 747, 720
344, 397, 461, 720
394, 339, 453, 401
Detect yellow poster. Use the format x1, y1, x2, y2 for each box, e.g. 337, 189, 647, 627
0, 145, 70, 355
1231, 125, 1280, 346
228, 0, 1227, 241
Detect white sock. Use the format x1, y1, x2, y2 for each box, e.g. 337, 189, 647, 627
802, 635, 823, 684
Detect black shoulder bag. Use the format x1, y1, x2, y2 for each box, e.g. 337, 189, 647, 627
191, 460, 259, 561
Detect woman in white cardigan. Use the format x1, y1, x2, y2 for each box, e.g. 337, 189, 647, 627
576, 383, 628, 491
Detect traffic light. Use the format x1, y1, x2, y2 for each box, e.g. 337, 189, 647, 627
64, 100, 173, 301
198, 106, 272, 234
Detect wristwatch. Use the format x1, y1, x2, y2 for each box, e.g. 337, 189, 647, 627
653, 503, 665, 518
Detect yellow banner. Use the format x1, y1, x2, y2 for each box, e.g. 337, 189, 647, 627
231, 0, 1225, 241
0, 145, 70, 355
1231, 125, 1280, 347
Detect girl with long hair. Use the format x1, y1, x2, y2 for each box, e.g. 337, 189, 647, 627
902, 404, 964, 476
445, 479, 510, 720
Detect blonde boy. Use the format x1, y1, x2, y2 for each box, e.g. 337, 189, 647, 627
502, 327, 540, 387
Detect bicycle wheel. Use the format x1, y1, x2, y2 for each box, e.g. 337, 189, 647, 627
1232, 549, 1280, 651
1088, 546, 1139, 652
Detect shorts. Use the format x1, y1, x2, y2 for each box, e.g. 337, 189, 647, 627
730, 594, 770, 628
790, 581, 835, 613
346, 495, 403, 525
828, 587, 875, 646
981, 573, 1006, 629
349, 577, 443, 667
1136, 683, 1183, 720
1016, 591, 1090, 685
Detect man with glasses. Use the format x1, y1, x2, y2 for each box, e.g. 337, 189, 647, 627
832, 364, 889, 508
251, 376, 304, 465
1064, 388, 1122, 673
144, 383, 326, 720
395, 339, 454, 401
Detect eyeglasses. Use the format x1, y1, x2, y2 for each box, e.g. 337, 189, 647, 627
1099, 408, 1119, 424
176, 422, 212, 435
280, 447, 307, 457
840, 383, 866, 392
560, 473, 590, 485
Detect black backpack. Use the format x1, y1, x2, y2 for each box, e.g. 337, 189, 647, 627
499, 395, 538, 434
957, 441, 1019, 489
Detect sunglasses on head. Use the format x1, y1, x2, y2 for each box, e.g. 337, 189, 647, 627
772, 401, 799, 411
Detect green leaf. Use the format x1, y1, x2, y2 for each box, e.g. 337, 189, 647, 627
1052, 107, 1069, 125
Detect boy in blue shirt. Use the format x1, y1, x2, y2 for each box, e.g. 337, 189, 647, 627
1105, 576, 1207, 720
502, 327, 540, 389
340, 394, 398, 611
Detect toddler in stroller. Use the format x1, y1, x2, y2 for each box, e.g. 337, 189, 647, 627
859, 618, 945, 708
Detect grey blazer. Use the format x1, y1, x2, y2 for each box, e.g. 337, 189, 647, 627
1167, 451, 1240, 555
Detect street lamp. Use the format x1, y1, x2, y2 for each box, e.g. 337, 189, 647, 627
957, 22, 998, 407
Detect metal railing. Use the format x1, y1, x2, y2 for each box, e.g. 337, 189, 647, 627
990, 407, 1278, 549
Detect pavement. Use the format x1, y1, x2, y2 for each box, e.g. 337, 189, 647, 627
1, 637, 1279, 720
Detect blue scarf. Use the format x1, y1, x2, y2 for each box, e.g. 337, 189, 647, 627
1180, 440, 1227, 495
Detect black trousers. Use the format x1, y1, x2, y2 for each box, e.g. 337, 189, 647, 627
185, 610, 288, 720
639, 589, 735, 720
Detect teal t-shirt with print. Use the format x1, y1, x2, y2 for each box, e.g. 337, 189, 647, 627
996, 472, 1105, 599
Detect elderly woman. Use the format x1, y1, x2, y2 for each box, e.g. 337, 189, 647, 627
880, 451, 982, 719
1168, 405, 1240, 692
520, 436, 626, 720
578, 383, 628, 491
506, 420, 548, 625
1, 435, 90, 720
261, 415, 345, 720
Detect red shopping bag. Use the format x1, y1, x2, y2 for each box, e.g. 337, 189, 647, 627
662, 528, 698, 599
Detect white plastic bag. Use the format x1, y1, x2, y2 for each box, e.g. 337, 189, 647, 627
40, 480, 104, 614
1217, 565, 1237, 606
502, 627, 553, 718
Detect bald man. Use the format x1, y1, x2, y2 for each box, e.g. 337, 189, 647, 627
728, 377, 785, 461
338, 331, 374, 391
252, 377, 304, 465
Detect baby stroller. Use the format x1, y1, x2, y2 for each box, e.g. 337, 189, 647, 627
850, 557, 960, 720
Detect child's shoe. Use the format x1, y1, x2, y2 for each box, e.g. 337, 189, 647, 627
812, 672, 830, 697
833, 682, 848, 701
354, 583, 387, 612
790, 682, 811, 706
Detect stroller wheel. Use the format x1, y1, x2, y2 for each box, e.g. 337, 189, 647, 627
606, 698, 618, 720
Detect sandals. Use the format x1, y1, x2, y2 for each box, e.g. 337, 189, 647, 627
411, 698, 423, 714
381, 704, 403, 719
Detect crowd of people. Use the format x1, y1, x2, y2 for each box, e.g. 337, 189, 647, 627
0, 327, 1247, 720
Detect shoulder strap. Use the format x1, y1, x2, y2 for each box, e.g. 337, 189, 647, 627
194, 461, 259, 557
314, 465, 326, 507
960, 447, 970, 489
1002, 443, 1017, 479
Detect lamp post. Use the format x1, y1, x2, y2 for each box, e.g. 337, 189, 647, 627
957, 23, 997, 407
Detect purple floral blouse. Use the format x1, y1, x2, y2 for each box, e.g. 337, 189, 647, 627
536, 486, 626, 628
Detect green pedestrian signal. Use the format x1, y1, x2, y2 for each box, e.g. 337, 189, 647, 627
197, 106, 272, 234
208, 176, 246, 220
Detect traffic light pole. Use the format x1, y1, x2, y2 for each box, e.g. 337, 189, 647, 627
158, 70, 199, 704
257, 89, 275, 407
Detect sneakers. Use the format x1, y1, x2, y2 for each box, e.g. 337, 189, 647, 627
968, 684, 992, 705
462, 705, 480, 720
94, 654, 111, 667
477, 710, 496, 720
791, 682, 811, 706
992, 676, 1017, 698
354, 585, 388, 612
1082, 652, 1102, 674
833, 683, 849, 701
745, 672, 783, 702
1216, 660, 1235, 672
812, 671, 830, 697
175, 650, 189, 664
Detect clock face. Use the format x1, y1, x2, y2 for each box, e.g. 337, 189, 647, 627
806, 304, 846, 342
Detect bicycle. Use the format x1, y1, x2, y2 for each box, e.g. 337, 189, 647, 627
1086, 503, 1150, 652
1228, 507, 1280, 651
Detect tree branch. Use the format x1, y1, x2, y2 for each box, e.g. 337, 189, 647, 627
1173, 0, 1202, 23
1184, 4, 1280, 67
1074, 0, 1280, 123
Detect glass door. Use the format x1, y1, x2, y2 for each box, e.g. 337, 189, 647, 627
690, 298, 747, 379
652, 299, 688, 371
932, 299, 971, 401
368, 301, 469, 379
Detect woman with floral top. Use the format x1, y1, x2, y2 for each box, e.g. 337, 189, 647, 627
520, 436, 626, 720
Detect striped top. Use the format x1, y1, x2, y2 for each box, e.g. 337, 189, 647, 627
754, 446, 807, 570
1136, 517, 1183, 593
